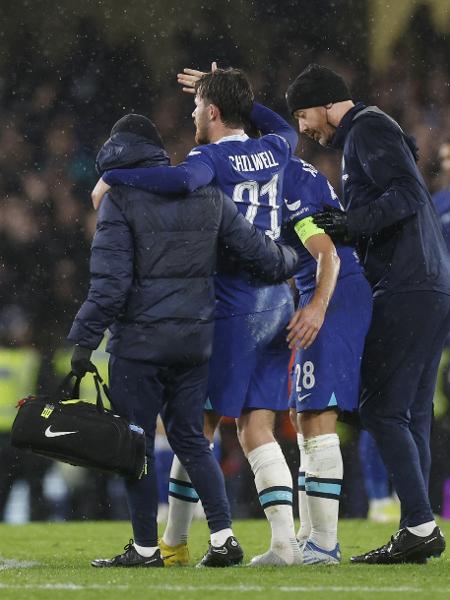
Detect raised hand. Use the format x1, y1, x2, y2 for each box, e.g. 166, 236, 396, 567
177, 62, 218, 94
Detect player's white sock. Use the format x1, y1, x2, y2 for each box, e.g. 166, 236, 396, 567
304, 433, 343, 551
210, 527, 234, 547
248, 442, 300, 564
407, 520, 437, 537
296, 433, 311, 544
133, 543, 159, 557
162, 455, 199, 547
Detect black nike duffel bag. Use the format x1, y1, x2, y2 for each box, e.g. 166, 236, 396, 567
10, 369, 146, 479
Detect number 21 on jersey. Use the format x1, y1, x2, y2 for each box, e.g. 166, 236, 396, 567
232, 173, 281, 240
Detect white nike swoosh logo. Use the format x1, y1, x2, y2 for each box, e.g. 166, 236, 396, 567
44, 426, 79, 438
284, 199, 302, 211
297, 393, 311, 402
212, 547, 228, 554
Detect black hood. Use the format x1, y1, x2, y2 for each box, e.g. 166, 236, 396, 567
95, 131, 170, 175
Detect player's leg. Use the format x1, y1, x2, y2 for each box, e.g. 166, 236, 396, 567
163, 362, 243, 567
237, 407, 301, 566
289, 396, 311, 545
91, 355, 165, 567
299, 409, 342, 565
234, 303, 301, 566
295, 274, 371, 565
161, 409, 222, 565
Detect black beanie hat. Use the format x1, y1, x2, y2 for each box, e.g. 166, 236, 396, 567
110, 114, 164, 148
286, 64, 351, 114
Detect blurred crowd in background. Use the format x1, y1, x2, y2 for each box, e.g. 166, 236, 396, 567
1, 1, 450, 525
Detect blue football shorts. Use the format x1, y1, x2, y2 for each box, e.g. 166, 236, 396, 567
206, 301, 294, 418
289, 273, 373, 413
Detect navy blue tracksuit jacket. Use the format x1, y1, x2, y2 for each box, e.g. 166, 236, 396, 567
331, 103, 450, 527
332, 103, 450, 297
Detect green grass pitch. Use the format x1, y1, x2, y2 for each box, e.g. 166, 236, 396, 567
1, 520, 449, 600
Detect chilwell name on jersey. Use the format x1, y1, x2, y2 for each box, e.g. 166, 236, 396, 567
229, 150, 279, 173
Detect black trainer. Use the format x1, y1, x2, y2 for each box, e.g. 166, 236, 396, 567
91, 539, 164, 568
351, 526, 445, 565
196, 536, 244, 567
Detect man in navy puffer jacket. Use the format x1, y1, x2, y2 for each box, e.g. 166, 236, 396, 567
68, 114, 299, 568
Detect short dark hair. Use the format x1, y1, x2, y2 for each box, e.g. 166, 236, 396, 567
195, 68, 254, 128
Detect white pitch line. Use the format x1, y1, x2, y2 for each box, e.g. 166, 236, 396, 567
0, 558, 39, 571
1, 583, 450, 594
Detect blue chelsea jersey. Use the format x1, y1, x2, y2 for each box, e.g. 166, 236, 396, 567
186, 133, 293, 317
186, 133, 290, 240
281, 157, 364, 294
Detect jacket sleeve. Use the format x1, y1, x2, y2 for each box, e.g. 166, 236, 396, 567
68, 192, 134, 349
250, 102, 298, 153
346, 120, 428, 236
219, 195, 300, 283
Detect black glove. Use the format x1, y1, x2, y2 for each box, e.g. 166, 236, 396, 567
71, 345, 95, 378
312, 205, 351, 243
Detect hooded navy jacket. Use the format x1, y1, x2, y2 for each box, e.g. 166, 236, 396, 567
331, 103, 450, 297
68, 132, 299, 365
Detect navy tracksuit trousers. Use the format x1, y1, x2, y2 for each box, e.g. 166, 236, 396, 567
108, 355, 231, 547
360, 291, 450, 527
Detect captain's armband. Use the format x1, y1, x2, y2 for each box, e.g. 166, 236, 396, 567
294, 216, 325, 245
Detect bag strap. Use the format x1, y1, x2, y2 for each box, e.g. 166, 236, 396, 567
91, 369, 114, 414
52, 371, 83, 402
54, 368, 113, 415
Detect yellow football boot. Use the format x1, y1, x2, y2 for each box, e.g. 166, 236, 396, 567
158, 538, 190, 567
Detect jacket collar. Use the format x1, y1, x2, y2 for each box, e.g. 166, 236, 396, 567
330, 102, 366, 149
